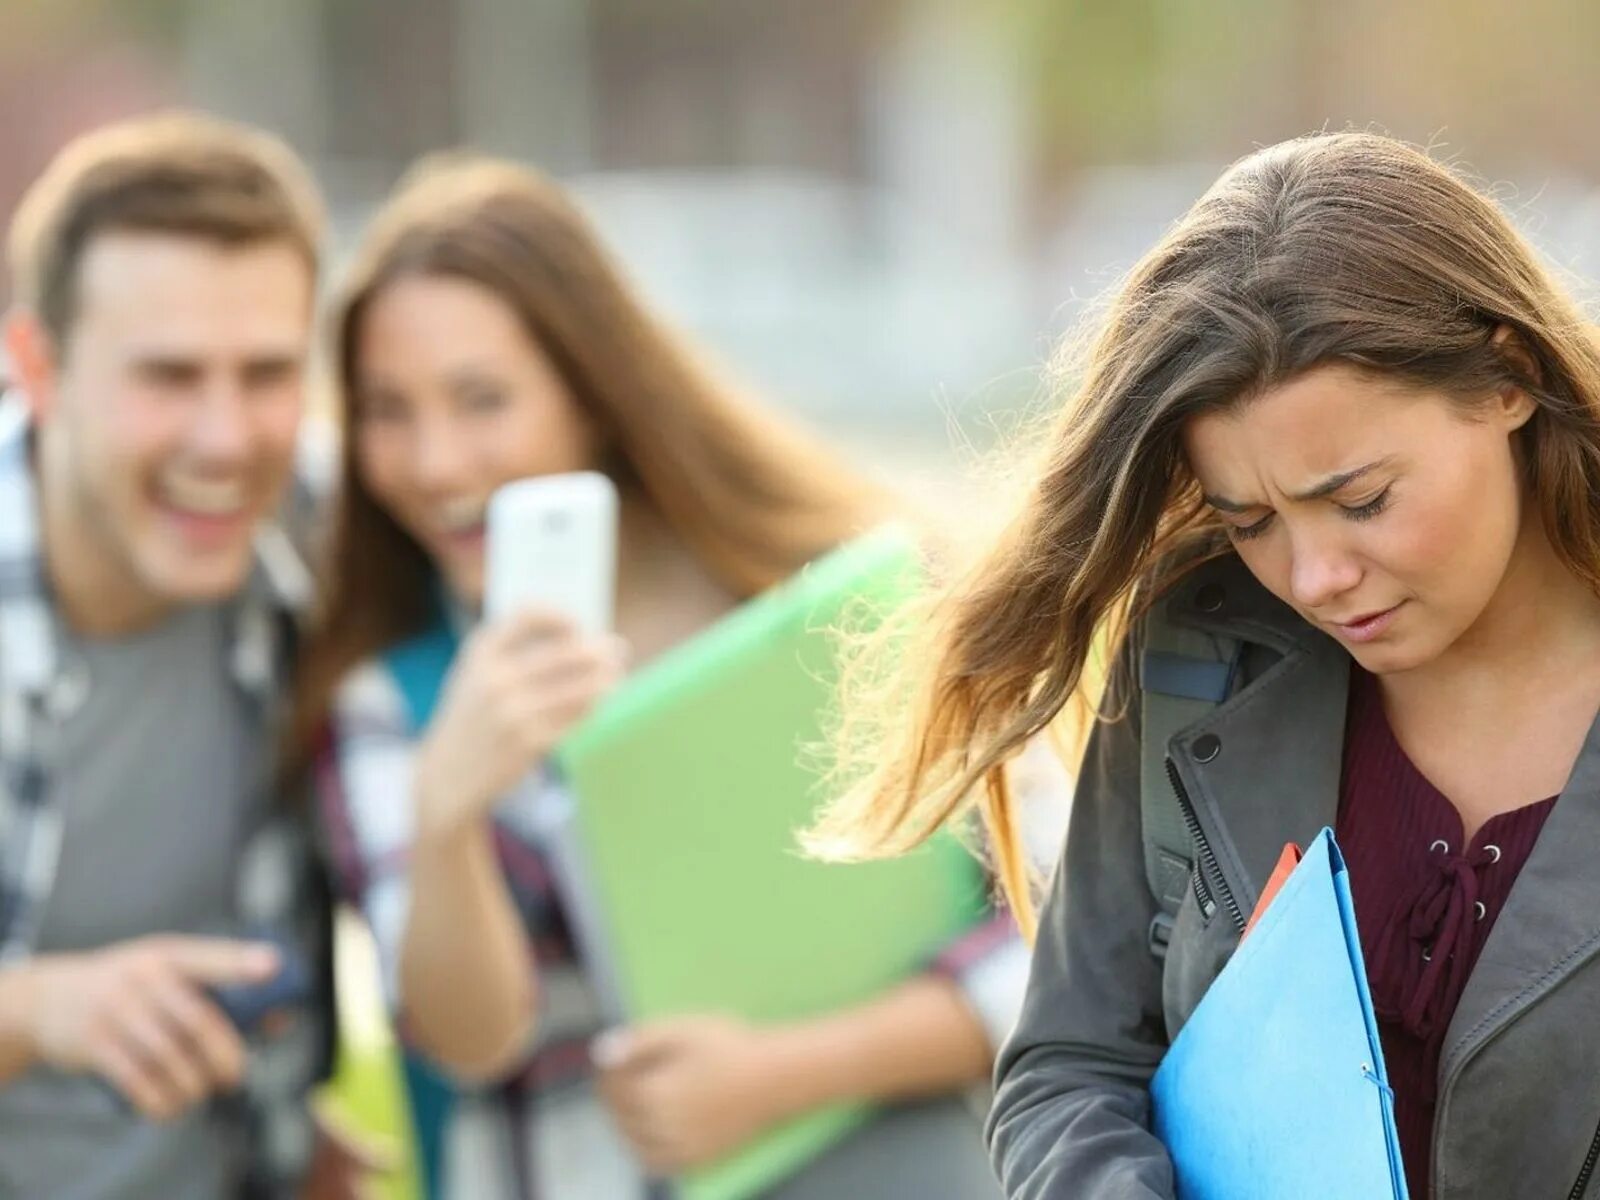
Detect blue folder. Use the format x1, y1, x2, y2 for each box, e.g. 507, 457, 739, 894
1151, 828, 1407, 1199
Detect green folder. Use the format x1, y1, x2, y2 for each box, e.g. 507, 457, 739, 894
550, 525, 989, 1200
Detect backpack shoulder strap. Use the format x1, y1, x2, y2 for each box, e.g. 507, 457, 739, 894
377, 618, 463, 1196
382, 620, 459, 733
1138, 609, 1241, 955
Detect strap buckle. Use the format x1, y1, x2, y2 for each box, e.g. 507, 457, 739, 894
1148, 912, 1175, 960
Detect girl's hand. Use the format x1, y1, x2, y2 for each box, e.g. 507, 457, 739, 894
593, 1015, 790, 1174
413, 608, 627, 839
297, 1108, 396, 1199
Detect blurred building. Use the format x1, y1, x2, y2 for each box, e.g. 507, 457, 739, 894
5, 0, 1600, 459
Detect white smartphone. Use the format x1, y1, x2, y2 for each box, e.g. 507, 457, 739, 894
485, 472, 619, 633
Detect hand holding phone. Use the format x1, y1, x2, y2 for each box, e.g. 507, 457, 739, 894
207, 931, 313, 1035
26, 934, 290, 1121
418, 475, 625, 833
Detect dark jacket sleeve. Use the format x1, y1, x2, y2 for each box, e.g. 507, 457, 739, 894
985, 632, 1177, 1199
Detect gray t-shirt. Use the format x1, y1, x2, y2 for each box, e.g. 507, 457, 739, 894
0, 604, 267, 1199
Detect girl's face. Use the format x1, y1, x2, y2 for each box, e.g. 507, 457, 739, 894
1182, 363, 1536, 675
352, 274, 598, 606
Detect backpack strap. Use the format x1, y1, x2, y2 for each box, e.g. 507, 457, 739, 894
384, 620, 460, 733
1139, 614, 1241, 957
379, 617, 462, 1200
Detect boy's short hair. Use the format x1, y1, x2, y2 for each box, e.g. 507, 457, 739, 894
7, 111, 324, 346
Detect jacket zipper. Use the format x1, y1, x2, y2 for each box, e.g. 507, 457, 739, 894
1570, 1116, 1600, 1198
1165, 757, 1246, 934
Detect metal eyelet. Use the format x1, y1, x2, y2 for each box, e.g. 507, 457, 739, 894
1484, 844, 1502, 863
1429, 839, 1450, 855
1421, 946, 1433, 962
1474, 901, 1487, 922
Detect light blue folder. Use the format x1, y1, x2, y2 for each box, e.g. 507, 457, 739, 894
1151, 828, 1407, 1199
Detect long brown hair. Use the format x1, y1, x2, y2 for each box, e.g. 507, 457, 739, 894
807, 132, 1600, 936
292, 154, 887, 759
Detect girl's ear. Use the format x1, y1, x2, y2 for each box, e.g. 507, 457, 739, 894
1489, 325, 1538, 430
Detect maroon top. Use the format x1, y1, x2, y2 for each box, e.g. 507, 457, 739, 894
1335, 667, 1556, 1198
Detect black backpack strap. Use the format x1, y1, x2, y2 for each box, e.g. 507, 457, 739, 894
1139, 616, 1240, 957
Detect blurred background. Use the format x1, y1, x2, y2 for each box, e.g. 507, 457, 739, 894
9, 0, 1600, 490
9, 2, 1600, 1193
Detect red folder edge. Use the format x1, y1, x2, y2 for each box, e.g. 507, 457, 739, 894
1242, 842, 1303, 940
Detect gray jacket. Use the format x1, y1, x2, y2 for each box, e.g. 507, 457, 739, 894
988, 552, 1600, 1200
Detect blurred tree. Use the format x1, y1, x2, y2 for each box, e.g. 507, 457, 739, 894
999, 0, 1600, 189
